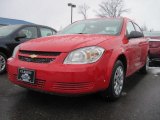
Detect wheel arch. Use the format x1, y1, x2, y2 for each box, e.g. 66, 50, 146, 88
105, 51, 128, 88
116, 54, 127, 75
0, 47, 10, 58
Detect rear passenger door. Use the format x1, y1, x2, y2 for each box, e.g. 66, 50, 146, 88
126, 21, 141, 73
39, 27, 56, 37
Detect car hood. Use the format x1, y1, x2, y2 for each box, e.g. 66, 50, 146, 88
20, 34, 116, 52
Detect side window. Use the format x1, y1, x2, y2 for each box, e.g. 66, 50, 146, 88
19, 27, 38, 39
40, 28, 54, 37
126, 22, 135, 36
134, 23, 142, 33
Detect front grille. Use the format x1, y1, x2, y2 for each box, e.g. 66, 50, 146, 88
19, 56, 54, 63
19, 50, 61, 56
34, 79, 46, 88
21, 79, 46, 89
52, 82, 94, 91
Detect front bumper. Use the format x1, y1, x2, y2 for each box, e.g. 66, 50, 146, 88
7, 58, 109, 95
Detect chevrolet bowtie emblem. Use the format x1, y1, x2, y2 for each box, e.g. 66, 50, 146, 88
30, 54, 38, 58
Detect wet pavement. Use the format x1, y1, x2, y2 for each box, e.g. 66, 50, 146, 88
0, 62, 160, 120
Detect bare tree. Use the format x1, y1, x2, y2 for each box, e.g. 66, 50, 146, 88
149, 29, 154, 32
141, 24, 148, 31
78, 3, 90, 19
97, 0, 129, 17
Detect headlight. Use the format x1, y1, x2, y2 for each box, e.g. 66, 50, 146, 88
12, 45, 20, 58
64, 46, 105, 64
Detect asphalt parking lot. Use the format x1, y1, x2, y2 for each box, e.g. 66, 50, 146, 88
0, 62, 160, 120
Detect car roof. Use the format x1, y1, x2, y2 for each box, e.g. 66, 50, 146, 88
75, 17, 124, 22
2, 24, 56, 31
72, 17, 132, 25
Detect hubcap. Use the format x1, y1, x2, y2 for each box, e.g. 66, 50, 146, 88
0, 55, 6, 72
113, 66, 124, 96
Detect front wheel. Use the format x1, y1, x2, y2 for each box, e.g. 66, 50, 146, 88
0, 52, 7, 74
101, 60, 125, 101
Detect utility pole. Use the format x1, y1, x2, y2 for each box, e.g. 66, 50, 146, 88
68, 3, 76, 24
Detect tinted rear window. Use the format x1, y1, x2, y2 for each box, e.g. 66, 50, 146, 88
0, 25, 19, 36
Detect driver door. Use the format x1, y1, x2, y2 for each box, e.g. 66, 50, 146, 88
125, 21, 141, 74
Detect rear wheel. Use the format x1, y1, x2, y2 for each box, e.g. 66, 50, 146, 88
0, 52, 7, 74
101, 60, 125, 101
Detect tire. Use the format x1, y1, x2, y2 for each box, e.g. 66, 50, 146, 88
101, 60, 125, 101
139, 55, 149, 74
0, 52, 7, 74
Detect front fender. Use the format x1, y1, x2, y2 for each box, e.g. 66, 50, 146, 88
104, 48, 127, 88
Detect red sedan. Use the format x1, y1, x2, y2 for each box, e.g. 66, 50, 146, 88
7, 17, 149, 100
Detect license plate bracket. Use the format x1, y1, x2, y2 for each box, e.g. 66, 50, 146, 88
18, 68, 35, 84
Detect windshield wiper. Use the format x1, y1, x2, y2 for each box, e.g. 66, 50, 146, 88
76, 33, 87, 34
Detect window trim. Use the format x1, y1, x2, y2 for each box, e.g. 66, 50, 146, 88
19, 26, 38, 39
132, 22, 143, 34
39, 27, 55, 37
126, 21, 136, 37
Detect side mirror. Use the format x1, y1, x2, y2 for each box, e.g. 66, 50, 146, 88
127, 31, 144, 39
15, 32, 26, 41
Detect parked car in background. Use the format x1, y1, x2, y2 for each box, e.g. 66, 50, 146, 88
144, 31, 160, 39
0, 24, 56, 74
144, 31, 160, 61
0, 24, 7, 27
8, 17, 149, 100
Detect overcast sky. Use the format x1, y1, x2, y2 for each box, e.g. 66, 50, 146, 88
0, 0, 160, 31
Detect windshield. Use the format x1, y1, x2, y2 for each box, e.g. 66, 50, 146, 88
59, 18, 123, 35
143, 31, 160, 37
0, 25, 19, 37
